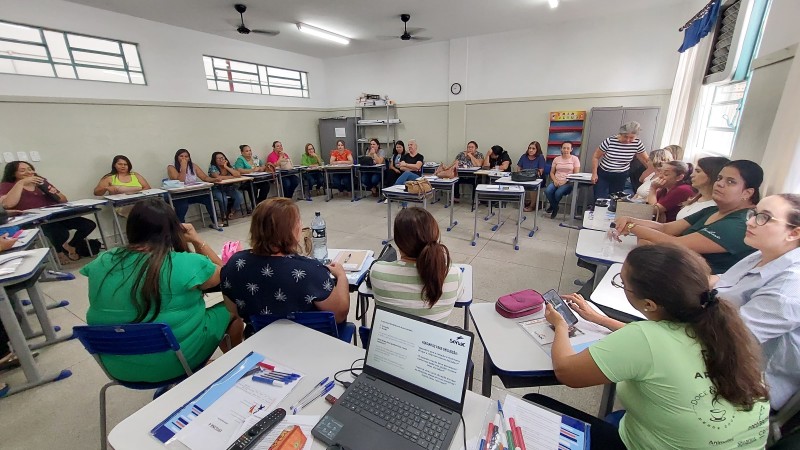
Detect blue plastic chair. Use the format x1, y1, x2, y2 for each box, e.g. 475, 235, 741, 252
250, 311, 356, 345
73, 323, 199, 450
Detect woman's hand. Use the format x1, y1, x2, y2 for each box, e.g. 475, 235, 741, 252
0, 233, 19, 252
615, 216, 633, 235
544, 303, 568, 330
20, 176, 44, 187
591, 172, 598, 184
562, 293, 603, 324
181, 223, 202, 245
326, 262, 346, 279
650, 176, 666, 189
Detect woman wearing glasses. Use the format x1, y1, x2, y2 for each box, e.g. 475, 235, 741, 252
527, 244, 770, 449
710, 194, 800, 411
615, 160, 762, 274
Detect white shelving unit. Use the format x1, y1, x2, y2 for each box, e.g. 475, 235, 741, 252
354, 103, 400, 157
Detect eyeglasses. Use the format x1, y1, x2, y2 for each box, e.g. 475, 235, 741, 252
746, 209, 799, 227
611, 273, 634, 292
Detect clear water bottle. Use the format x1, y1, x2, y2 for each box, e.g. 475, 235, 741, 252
602, 222, 619, 258
311, 211, 328, 263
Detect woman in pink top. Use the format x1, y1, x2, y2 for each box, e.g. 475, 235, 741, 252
647, 160, 695, 223
545, 142, 581, 219
267, 141, 299, 199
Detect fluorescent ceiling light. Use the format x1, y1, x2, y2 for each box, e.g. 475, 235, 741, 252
296, 23, 350, 45
548, 0, 559, 8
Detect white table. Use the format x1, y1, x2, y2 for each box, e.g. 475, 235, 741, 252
323, 165, 358, 202
28, 199, 112, 268
164, 182, 221, 230
381, 185, 434, 244
472, 184, 525, 250
0, 248, 73, 396
10, 228, 39, 250
104, 189, 168, 245
495, 177, 543, 237
469, 302, 616, 416
421, 162, 440, 174
108, 320, 492, 450
327, 249, 375, 290
575, 229, 637, 290
424, 176, 459, 231
582, 210, 616, 231
590, 263, 645, 321
560, 172, 594, 229
242, 171, 282, 200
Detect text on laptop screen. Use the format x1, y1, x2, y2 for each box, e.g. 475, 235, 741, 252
367, 308, 472, 404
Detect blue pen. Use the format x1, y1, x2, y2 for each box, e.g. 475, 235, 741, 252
289, 377, 329, 411
252, 375, 286, 386
255, 372, 295, 383
476, 438, 485, 450
293, 381, 335, 414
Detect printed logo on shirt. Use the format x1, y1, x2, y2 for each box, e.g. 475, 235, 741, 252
689, 384, 737, 430
702, 227, 721, 240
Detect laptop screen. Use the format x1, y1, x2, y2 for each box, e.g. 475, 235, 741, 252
365, 306, 473, 410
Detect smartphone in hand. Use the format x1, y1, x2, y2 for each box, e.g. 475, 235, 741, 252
543, 289, 579, 327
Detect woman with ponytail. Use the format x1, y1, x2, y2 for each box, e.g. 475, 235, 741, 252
369, 207, 463, 323
526, 243, 770, 449
81, 198, 242, 382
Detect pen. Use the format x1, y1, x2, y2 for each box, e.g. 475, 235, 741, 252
494, 413, 507, 449
254, 372, 296, 382
476, 438, 485, 450
252, 375, 285, 386
509, 418, 523, 450
498, 401, 515, 450
289, 376, 329, 412
293, 380, 334, 414
343, 253, 352, 264
484, 421, 494, 450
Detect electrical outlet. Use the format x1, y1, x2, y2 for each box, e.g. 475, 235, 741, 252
16, 151, 28, 161
2, 152, 13, 163
30, 151, 41, 162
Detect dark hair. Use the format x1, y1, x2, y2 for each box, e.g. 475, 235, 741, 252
467, 140, 479, 149
777, 194, 800, 228
305, 143, 315, 155
393, 140, 406, 156
107, 155, 133, 177
393, 208, 451, 306
624, 244, 769, 409
697, 157, 729, 187
173, 149, 195, 175
527, 141, 542, 158
209, 151, 230, 172
490, 145, 505, 158
663, 160, 692, 187
1, 161, 34, 183
99, 198, 190, 323
239, 144, 250, 152
250, 198, 300, 256
723, 160, 763, 204
272, 141, 281, 149
369, 138, 380, 147
335, 139, 345, 147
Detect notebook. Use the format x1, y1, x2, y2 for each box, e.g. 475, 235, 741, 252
332, 250, 370, 272
312, 306, 474, 450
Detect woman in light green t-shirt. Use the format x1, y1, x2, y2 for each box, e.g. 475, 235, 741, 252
532, 243, 770, 450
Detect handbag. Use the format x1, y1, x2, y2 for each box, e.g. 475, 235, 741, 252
495, 289, 545, 318
221, 240, 242, 264
358, 155, 375, 166
404, 178, 433, 194
297, 227, 313, 257
364, 244, 398, 289
511, 170, 539, 183
278, 156, 294, 170
435, 164, 457, 179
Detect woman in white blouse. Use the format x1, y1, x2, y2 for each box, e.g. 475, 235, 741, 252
632, 147, 674, 200
710, 193, 800, 410
675, 156, 730, 220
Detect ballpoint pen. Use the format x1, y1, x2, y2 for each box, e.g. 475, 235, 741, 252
292, 381, 334, 414
343, 253, 352, 264
289, 377, 329, 412
252, 376, 285, 386
497, 401, 515, 450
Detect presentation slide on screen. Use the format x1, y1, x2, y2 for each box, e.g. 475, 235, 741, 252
367, 312, 471, 403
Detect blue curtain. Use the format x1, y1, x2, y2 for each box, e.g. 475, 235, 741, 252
678, 0, 721, 53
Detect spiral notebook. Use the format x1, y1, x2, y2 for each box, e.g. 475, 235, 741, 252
332, 250, 370, 272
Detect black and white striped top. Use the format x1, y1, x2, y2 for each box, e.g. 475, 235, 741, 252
599, 136, 645, 172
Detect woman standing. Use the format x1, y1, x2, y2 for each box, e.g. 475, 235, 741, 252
591, 121, 650, 201
208, 152, 245, 227
81, 198, 242, 382
370, 207, 463, 323
267, 141, 300, 199
329, 139, 354, 196
646, 160, 694, 223
233, 144, 272, 205
711, 194, 800, 410
360, 138, 385, 197
0, 161, 97, 264
532, 243, 770, 449
676, 156, 730, 220
301, 143, 325, 199
385, 141, 406, 186
544, 142, 580, 217
93, 155, 152, 195
167, 149, 218, 225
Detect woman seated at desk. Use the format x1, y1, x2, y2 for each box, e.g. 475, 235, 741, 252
93, 155, 152, 196
301, 143, 325, 198
208, 152, 245, 227
676, 156, 730, 220
385, 141, 406, 187
438, 140, 483, 203
220, 198, 350, 335
393, 139, 425, 185
711, 193, 800, 411
166, 149, 218, 225
329, 139, 354, 196
482, 145, 512, 172
631, 147, 674, 201
233, 144, 272, 205
360, 139, 385, 197
645, 160, 694, 223
615, 160, 762, 274
529, 243, 770, 449
544, 142, 580, 217
370, 208, 463, 323
267, 141, 299, 199
81, 198, 242, 383
0, 161, 97, 265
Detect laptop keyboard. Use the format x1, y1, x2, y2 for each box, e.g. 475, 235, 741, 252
338, 381, 454, 450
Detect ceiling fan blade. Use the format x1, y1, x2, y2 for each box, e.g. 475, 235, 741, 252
405, 27, 426, 34
410, 36, 432, 41
377, 35, 399, 40
251, 29, 280, 36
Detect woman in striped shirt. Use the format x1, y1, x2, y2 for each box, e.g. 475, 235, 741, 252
591, 121, 650, 202
370, 207, 463, 323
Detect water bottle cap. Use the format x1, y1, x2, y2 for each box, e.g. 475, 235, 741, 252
315, 211, 320, 216
609, 222, 616, 228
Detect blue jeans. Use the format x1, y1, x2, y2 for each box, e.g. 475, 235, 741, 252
331, 173, 352, 192
281, 174, 300, 199
395, 171, 420, 185
361, 173, 382, 190
594, 168, 629, 203
173, 195, 216, 224
212, 185, 244, 217
545, 182, 573, 210
304, 171, 324, 193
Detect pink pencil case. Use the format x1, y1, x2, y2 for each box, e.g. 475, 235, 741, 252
495, 289, 545, 318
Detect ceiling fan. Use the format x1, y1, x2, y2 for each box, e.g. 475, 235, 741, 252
378, 14, 431, 41
233, 4, 279, 36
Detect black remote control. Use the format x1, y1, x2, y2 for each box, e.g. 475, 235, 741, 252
226, 408, 287, 450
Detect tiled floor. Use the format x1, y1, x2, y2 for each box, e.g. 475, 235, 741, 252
0, 191, 601, 449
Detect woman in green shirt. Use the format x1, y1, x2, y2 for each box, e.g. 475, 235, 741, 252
532, 243, 770, 449
301, 143, 325, 199
233, 144, 273, 205
81, 198, 242, 383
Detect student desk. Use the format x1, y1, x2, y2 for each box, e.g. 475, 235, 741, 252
327, 248, 375, 290
108, 320, 492, 450
381, 185, 434, 244
164, 182, 221, 230
10, 228, 40, 251
104, 189, 168, 245
471, 184, 525, 250
277, 168, 306, 201
560, 172, 595, 229
423, 176, 459, 231
28, 199, 111, 268
323, 164, 358, 202
582, 210, 615, 231
494, 178, 543, 237
355, 164, 385, 202
0, 248, 72, 397
575, 229, 637, 290
590, 263, 645, 321
469, 302, 617, 417
422, 162, 440, 174
242, 171, 282, 200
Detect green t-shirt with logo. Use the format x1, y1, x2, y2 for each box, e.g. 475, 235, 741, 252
681, 207, 755, 274
589, 321, 769, 450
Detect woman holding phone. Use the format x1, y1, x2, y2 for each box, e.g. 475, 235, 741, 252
0, 161, 97, 264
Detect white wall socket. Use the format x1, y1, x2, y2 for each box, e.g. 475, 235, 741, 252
16, 151, 28, 161
3, 152, 14, 163
30, 151, 41, 162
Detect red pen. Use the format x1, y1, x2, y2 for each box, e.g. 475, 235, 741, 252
514, 423, 526, 450
484, 421, 494, 450
257, 362, 276, 371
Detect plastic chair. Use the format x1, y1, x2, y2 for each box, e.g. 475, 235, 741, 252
250, 311, 356, 345
770, 390, 800, 445
72, 323, 198, 450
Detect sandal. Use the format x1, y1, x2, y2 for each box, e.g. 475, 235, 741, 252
523, 206, 534, 212
67, 252, 81, 261
0, 351, 40, 372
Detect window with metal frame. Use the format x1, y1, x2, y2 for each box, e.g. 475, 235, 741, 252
203, 55, 309, 98
687, 80, 747, 157
0, 20, 145, 84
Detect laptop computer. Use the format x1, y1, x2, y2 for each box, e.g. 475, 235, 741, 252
312, 305, 474, 450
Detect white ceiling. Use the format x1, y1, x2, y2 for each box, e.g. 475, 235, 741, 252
64, 0, 691, 58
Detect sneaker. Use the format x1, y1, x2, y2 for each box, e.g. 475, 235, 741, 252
550, 207, 559, 219
545, 207, 553, 214
383, 199, 388, 204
